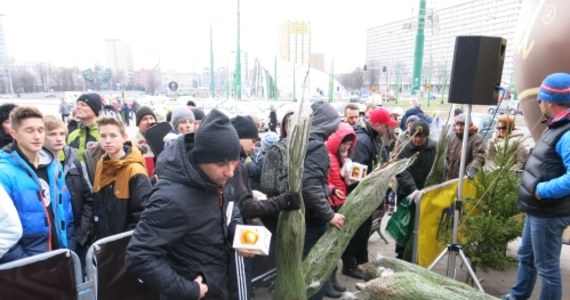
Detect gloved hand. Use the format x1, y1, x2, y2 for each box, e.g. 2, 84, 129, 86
281, 192, 301, 211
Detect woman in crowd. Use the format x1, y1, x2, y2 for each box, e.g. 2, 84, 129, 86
325, 122, 358, 298
485, 115, 529, 171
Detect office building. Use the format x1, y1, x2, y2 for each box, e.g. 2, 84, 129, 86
279, 20, 312, 66
366, 0, 522, 92
105, 39, 135, 85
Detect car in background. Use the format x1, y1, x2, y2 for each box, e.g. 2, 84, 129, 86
216, 100, 271, 132
487, 99, 522, 115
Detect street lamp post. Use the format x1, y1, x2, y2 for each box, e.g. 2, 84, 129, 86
411, 0, 427, 95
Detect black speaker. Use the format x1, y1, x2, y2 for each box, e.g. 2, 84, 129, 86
448, 36, 507, 105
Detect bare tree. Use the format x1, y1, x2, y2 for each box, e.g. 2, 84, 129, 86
337, 67, 365, 91
12, 69, 37, 93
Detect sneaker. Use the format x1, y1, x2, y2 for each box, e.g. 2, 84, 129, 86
500, 294, 515, 300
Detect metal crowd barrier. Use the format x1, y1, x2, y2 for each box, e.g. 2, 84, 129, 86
85, 231, 158, 300
0, 231, 158, 300
0, 249, 86, 300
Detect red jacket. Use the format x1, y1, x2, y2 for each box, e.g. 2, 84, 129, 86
325, 123, 357, 207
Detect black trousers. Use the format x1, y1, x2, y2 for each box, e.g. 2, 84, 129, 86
342, 216, 373, 266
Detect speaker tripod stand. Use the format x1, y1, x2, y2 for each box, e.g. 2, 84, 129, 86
426, 104, 484, 292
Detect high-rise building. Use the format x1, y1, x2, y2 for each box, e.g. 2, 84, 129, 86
310, 53, 325, 73
279, 20, 312, 66
0, 14, 14, 95
366, 0, 522, 91
105, 39, 134, 85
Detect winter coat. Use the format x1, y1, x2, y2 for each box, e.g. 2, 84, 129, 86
0, 145, 75, 263
485, 128, 529, 171
59, 101, 71, 115
125, 133, 243, 300
351, 123, 386, 172
245, 148, 264, 190
400, 106, 427, 131
131, 130, 155, 176
519, 114, 570, 217
260, 138, 288, 197
325, 123, 357, 207
92, 143, 150, 241
62, 146, 94, 247
269, 111, 277, 127
302, 103, 340, 225
229, 152, 291, 223
445, 127, 486, 179
67, 122, 100, 162
0, 183, 22, 259
396, 138, 437, 200
0, 131, 13, 148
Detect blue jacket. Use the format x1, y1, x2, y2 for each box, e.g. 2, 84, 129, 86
0, 145, 75, 263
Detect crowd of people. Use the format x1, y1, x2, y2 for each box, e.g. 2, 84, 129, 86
0, 72, 569, 300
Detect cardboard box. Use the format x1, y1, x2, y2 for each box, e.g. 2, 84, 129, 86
232, 225, 272, 256
346, 161, 368, 181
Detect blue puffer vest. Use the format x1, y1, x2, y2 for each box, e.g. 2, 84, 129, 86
518, 119, 570, 217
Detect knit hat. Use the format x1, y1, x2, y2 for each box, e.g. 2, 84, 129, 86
538, 72, 570, 104
410, 120, 430, 137
136, 106, 156, 126
76, 93, 103, 116
261, 132, 279, 150
231, 115, 260, 140
191, 108, 206, 120
193, 109, 241, 164
369, 108, 398, 126
171, 107, 195, 129
406, 115, 421, 125
0, 103, 17, 126
455, 113, 473, 126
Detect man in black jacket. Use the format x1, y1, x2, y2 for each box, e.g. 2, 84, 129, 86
302, 101, 344, 300
126, 109, 250, 300
227, 115, 301, 300
343, 107, 398, 279
395, 120, 436, 260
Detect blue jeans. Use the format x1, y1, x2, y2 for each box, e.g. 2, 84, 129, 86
510, 214, 570, 300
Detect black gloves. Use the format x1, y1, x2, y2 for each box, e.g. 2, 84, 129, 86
281, 192, 301, 211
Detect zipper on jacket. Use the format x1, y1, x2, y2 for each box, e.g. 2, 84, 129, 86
217, 188, 223, 207
39, 191, 54, 251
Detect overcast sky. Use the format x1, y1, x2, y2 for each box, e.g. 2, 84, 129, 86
1, 0, 460, 73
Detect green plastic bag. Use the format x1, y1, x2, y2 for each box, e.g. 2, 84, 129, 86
386, 196, 416, 246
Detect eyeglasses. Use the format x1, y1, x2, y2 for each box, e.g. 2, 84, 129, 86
496, 127, 507, 130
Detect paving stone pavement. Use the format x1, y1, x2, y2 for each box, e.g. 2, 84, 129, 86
252, 215, 570, 299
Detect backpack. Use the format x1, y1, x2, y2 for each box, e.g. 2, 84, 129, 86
260, 138, 289, 197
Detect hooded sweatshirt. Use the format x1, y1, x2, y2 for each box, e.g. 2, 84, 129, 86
302, 101, 341, 225
326, 123, 357, 207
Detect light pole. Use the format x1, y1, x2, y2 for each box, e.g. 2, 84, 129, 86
235, 0, 242, 100
411, 0, 426, 95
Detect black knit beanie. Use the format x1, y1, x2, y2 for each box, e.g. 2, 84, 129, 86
231, 115, 260, 140
136, 106, 156, 126
191, 108, 205, 120
77, 93, 103, 116
0, 103, 17, 126
193, 109, 241, 163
